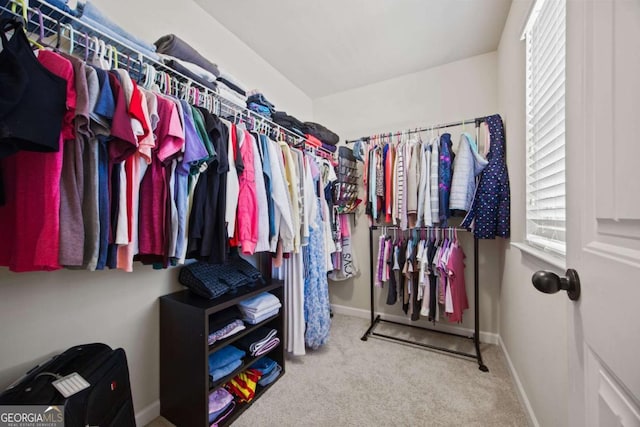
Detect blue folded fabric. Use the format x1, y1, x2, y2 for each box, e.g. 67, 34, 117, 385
243, 307, 280, 325
208, 345, 245, 371
210, 359, 242, 382
258, 364, 282, 386
75, 2, 159, 60
238, 292, 280, 311
250, 357, 277, 376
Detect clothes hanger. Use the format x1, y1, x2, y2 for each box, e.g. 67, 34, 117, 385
29, 8, 46, 51
63, 23, 74, 55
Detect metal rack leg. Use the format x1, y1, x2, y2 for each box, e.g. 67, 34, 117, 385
474, 237, 489, 372
362, 227, 376, 341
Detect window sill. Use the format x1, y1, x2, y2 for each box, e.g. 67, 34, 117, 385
511, 242, 566, 270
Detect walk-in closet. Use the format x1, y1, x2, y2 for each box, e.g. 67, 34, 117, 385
1, 0, 638, 426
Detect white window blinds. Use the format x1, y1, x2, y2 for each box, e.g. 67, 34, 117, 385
524, 0, 566, 256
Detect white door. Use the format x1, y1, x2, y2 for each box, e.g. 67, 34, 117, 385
565, 0, 640, 425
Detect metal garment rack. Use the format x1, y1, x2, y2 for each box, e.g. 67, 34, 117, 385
358, 117, 489, 372
1, 0, 335, 157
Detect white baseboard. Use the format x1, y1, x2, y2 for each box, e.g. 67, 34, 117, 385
498, 336, 539, 427
135, 399, 160, 427
331, 304, 499, 345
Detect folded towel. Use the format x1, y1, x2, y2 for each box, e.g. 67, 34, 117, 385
218, 84, 248, 106
250, 357, 277, 376
210, 400, 235, 426
208, 320, 245, 346
210, 359, 242, 382
258, 364, 282, 387
154, 34, 220, 77
321, 142, 338, 153
158, 55, 217, 91
238, 292, 280, 312
208, 345, 245, 371
253, 337, 280, 356
208, 388, 233, 417
218, 322, 246, 340
218, 78, 246, 97
305, 134, 322, 148
243, 307, 281, 325
209, 307, 243, 332
235, 327, 277, 356
239, 301, 282, 316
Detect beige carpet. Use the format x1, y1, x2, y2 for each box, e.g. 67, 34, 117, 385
147, 314, 528, 427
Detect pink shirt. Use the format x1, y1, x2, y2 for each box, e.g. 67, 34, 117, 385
446, 243, 469, 323
137, 95, 183, 258
236, 129, 258, 254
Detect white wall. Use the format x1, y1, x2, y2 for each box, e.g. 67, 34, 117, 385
0, 0, 311, 417
313, 52, 502, 335
92, 0, 312, 119
497, 1, 568, 426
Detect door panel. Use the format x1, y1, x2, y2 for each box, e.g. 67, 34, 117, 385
585, 347, 640, 427
566, 0, 640, 425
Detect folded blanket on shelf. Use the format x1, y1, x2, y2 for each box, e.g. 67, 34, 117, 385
210, 359, 242, 382
218, 84, 248, 107
238, 292, 280, 313
258, 363, 282, 387
154, 34, 220, 77
208, 319, 245, 346
208, 388, 234, 421
321, 142, 338, 153
302, 121, 340, 146
305, 134, 322, 148
77, 2, 159, 60
253, 337, 280, 356
225, 369, 262, 403
209, 401, 235, 426
218, 77, 246, 97
235, 327, 278, 356
208, 345, 245, 371
158, 54, 217, 91
242, 307, 280, 325
248, 102, 272, 118
272, 111, 304, 133
209, 307, 243, 332
249, 357, 277, 376
247, 92, 276, 112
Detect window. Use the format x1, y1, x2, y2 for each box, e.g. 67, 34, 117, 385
523, 0, 566, 256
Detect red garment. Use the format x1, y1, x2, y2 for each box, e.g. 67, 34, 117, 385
137, 96, 183, 258
107, 73, 137, 163
128, 80, 149, 140
236, 129, 258, 255
446, 244, 469, 323
0, 51, 75, 272
305, 134, 321, 148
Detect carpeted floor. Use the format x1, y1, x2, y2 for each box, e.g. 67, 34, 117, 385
147, 314, 528, 427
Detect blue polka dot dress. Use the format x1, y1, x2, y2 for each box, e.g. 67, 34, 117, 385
461, 114, 510, 239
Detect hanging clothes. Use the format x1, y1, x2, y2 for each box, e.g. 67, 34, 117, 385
462, 114, 510, 239
438, 133, 454, 225
303, 199, 331, 350
450, 132, 488, 214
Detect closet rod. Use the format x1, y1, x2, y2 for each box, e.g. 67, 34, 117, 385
345, 115, 488, 144
3, 0, 328, 153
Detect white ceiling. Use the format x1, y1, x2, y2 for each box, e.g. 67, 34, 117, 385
197, 0, 512, 98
